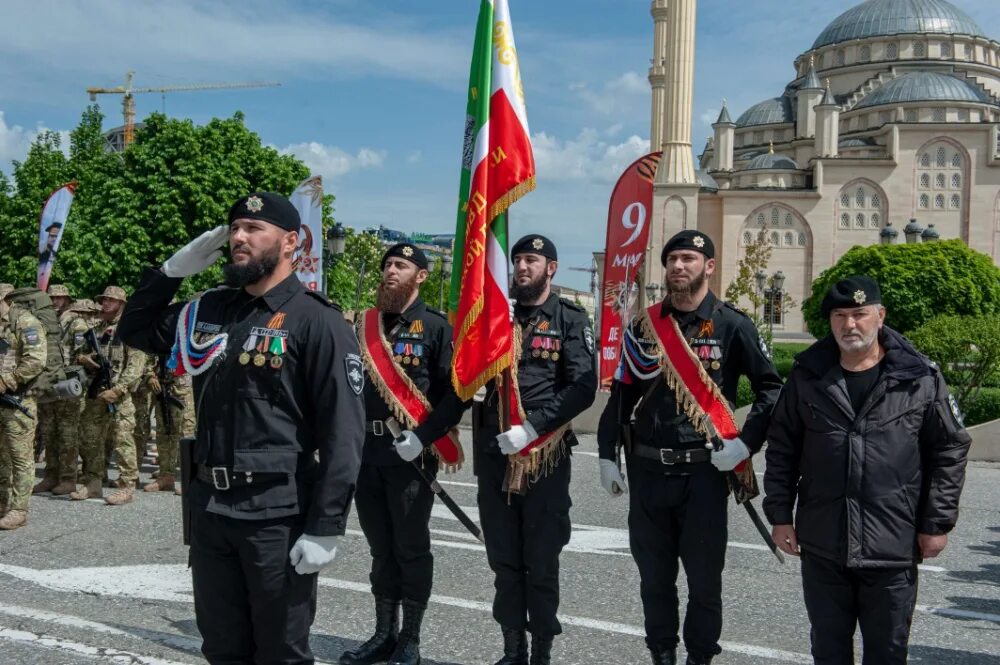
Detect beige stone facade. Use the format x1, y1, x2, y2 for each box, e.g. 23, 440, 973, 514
648, 0, 1000, 333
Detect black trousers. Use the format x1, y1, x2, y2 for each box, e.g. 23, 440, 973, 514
627, 461, 729, 660
355, 460, 437, 604
190, 509, 318, 665
476, 446, 572, 637
801, 552, 919, 665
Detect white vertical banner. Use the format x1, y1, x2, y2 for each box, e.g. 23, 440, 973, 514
290, 175, 324, 292
36, 182, 76, 292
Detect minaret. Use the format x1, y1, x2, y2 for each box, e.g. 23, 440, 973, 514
815, 82, 841, 158
655, 0, 698, 186
649, 0, 668, 149
796, 56, 824, 139
649, 0, 701, 288
712, 101, 735, 171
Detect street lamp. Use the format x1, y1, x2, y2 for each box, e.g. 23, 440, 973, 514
645, 282, 660, 303
921, 223, 940, 242
327, 223, 346, 257
879, 221, 898, 245
437, 252, 453, 310
903, 218, 924, 244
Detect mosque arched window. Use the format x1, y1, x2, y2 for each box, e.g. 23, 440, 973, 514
933, 108, 946, 122
855, 213, 865, 229
785, 232, 794, 246
784, 213, 794, 227
797, 233, 806, 247
920, 173, 930, 188
952, 173, 961, 189
920, 153, 931, 167
840, 192, 851, 208
840, 213, 850, 228
756, 213, 765, 226
860, 45, 871, 62
871, 212, 880, 229
951, 194, 961, 210
905, 109, 918, 122
915, 140, 966, 217
743, 206, 808, 253
838, 181, 885, 232
913, 42, 925, 58
886, 43, 898, 60
770, 232, 780, 246
836, 49, 846, 66
919, 194, 930, 209
742, 231, 753, 245
936, 173, 946, 189
941, 42, 952, 59
771, 208, 780, 226
952, 153, 962, 168
936, 147, 947, 167
856, 188, 866, 207
935, 194, 945, 209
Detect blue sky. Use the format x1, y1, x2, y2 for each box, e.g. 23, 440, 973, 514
2, 0, 999, 290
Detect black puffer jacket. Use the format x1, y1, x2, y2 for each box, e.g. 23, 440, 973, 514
763, 327, 971, 568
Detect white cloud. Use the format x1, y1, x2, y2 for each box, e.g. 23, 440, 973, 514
532, 128, 649, 183
571, 72, 649, 116
0, 112, 70, 173
280, 142, 386, 181
406, 150, 423, 164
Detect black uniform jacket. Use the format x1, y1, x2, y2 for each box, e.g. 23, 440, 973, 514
362, 298, 468, 466
597, 291, 783, 473
119, 268, 365, 537
480, 294, 597, 446
764, 327, 972, 568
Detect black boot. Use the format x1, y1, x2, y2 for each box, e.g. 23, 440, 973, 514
493, 626, 529, 665
529, 634, 553, 665
388, 600, 425, 665
685, 656, 712, 665
649, 647, 676, 665
339, 596, 399, 665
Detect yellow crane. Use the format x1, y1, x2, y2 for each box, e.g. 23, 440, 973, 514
86, 71, 281, 147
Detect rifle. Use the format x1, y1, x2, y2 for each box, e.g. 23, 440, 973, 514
0, 393, 31, 418
155, 358, 184, 436
84, 327, 117, 415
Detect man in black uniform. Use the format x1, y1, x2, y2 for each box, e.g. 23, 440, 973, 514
118, 192, 365, 665
475, 234, 597, 665
341, 243, 467, 665
597, 230, 782, 665
764, 277, 971, 665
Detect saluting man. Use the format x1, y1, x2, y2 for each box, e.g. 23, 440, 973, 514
475, 234, 597, 665
118, 192, 365, 665
597, 230, 783, 665
342, 242, 467, 665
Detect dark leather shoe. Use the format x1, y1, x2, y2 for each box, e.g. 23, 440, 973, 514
339, 596, 399, 665
685, 656, 712, 665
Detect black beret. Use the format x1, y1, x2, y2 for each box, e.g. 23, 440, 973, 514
510, 234, 557, 261
661, 230, 714, 265
228, 192, 301, 233
381, 243, 429, 271
821, 276, 882, 317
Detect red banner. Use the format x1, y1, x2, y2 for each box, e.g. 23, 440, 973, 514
598, 152, 660, 389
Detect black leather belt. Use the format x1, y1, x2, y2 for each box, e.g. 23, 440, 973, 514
366, 420, 390, 436
631, 445, 711, 466
195, 465, 285, 491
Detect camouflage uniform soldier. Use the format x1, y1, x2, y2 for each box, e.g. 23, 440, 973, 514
69, 286, 146, 506
142, 355, 193, 493
0, 283, 13, 517
34, 284, 88, 496
131, 352, 155, 473
0, 288, 47, 530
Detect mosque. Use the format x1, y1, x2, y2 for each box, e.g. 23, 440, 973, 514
645, 0, 1000, 332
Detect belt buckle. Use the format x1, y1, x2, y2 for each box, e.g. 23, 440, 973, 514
659, 449, 676, 465
372, 420, 384, 437
211, 467, 230, 491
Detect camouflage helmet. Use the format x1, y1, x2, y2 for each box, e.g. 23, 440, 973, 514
71, 298, 99, 313
48, 284, 71, 298
95, 285, 127, 303
0, 283, 13, 301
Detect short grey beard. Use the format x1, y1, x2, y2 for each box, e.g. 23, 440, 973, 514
836, 327, 879, 354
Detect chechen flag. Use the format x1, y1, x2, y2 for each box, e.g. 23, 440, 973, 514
449, 0, 535, 401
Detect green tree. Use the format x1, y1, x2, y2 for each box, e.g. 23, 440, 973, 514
909, 314, 1000, 411
328, 228, 384, 313
802, 240, 1000, 337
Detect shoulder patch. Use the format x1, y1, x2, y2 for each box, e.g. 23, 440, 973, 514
344, 353, 365, 396
559, 297, 586, 313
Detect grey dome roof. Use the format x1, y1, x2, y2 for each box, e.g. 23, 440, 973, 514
746, 152, 799, 171
735, 96, 793, 127
813, 0, 987, 50
855, 71, 995, 108
839, 137, 878, 147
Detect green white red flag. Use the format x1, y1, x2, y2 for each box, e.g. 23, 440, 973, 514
449, 0, 535, 401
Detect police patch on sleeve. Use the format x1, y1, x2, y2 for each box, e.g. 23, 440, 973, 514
947, 393, 964, 427
24, 328, 40, 345
345, 353, 365, 396
584, 326, 595, 355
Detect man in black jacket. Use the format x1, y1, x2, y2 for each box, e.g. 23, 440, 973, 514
119, 192, 365, 665
764, 276, 972, 665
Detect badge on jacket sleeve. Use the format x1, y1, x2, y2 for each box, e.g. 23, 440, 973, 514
345, 353, 365, 396
948, 393, 964, 427
584, 326, 595, 355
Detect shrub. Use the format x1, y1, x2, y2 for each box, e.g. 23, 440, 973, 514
963, 388, 1000, 427
802, 240, 1000, 337
909, 314, 1000, 411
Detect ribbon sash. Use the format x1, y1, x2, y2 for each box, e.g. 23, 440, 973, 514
358, 309, 463, 467
641, 304, 757, 499
506, 325, 570, 460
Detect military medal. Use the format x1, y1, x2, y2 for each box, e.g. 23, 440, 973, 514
239, 334, 256, 365
270, 355, 283, 369
532, 349, 541, 358
711, 361, 721, 370
412, 357, 420, 366
254, 354, 267, 367
412, 345, 422, 366
552, 352, 559, 361
239, 352, 251, 365
394, 355, 403, 363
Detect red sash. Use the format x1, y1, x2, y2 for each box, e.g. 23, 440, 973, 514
358, 308, 463, 469
641, 304, 758, 500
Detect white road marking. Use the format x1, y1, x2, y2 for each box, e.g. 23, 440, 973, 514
575, 450, 599, 457
438, 480, 478, 488
0, 626, 192, 665
915, 604, 1000, 623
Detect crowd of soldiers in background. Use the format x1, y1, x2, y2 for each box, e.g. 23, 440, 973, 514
0, 281, 196, 530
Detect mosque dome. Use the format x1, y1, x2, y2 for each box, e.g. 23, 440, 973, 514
812, 0, 987, 50
745, 152, 799, 171
854, 71, 995, 109
735, 96, 793, 128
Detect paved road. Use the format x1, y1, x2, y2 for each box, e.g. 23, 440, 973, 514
1, 432, 998, 664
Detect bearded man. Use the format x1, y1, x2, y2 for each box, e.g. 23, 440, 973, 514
597, 230, 782, 665
764, 276, 971, 665
341, 243, 467, 665
118, 192, 365, 665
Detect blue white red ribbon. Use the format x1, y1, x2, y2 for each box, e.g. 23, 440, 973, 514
168, 298, 227, 376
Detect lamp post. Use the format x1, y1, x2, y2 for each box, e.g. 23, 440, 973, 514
754, 269, 785, 346
770, 270, 785, 340
903, 218, 924, 244
645, 282, 660, 304
754, 269, 768, 324
324, 223, 347, 295
921, 223, 940, 242
879, 221, 898, 245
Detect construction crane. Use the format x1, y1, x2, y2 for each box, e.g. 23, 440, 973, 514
86, 71, 281, 147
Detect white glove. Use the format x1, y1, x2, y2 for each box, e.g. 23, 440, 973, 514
162, 226, 228, 278
394, 430, 424, 462
496, 421, 538, 455
710, 437, 750, 472
289, 534, 340, 575
508, 298, 516, 323
599, 459, 628, 496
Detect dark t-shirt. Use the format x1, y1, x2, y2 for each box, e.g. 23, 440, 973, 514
843, 362, 882, 413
